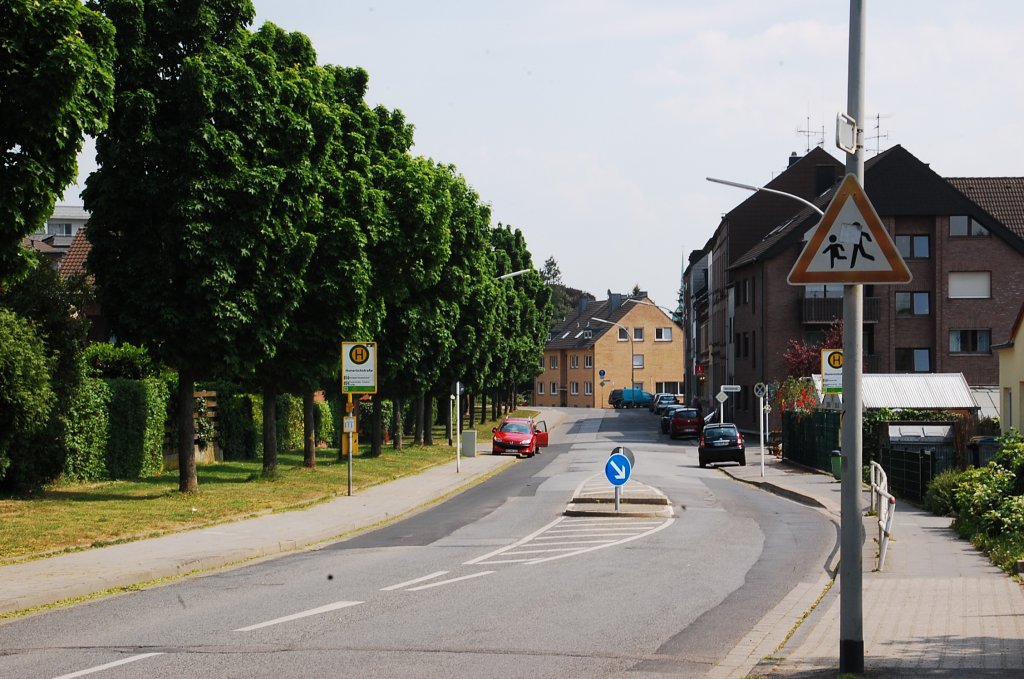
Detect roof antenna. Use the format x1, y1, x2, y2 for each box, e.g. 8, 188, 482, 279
866, 113, 890, 155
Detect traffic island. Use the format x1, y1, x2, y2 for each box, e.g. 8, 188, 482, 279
565, 477, 675, 518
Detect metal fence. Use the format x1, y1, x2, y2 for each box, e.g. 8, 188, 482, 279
878, 445, 957, 503
782, 410, 842, 473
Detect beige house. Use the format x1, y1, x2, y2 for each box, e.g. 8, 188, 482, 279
995, 302, 1024, 432
535, 292, 684, 408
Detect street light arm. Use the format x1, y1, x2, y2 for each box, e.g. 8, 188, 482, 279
706, 176, 825, 216
498, 268, 531, 280
624, 298, 679, 316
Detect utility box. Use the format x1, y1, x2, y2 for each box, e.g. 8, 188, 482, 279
462, 430, 477, 458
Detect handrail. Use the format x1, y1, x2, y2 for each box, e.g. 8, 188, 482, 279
870, 461, 896, 570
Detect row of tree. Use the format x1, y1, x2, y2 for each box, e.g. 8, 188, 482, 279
2, 0, 552, 493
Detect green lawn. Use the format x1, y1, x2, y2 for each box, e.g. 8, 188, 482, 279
0, 408, 533, 564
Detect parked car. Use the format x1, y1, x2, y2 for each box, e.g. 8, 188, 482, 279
608, 388, 654, 409
653, 394, 680, 414
698, 423, 746, 467
669, 407, 703, 439
660, 405, 685, 434
649, 392, 672, 412
491, 417, 549, 457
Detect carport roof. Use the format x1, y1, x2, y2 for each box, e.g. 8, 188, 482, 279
812, 373, 978, 411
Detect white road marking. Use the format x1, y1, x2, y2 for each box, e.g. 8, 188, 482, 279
380, 570, 449, 591
405, 571, 495, 591
463, 516, 566, 565
52, 653, 164, 679
526, 519, 675, 565
233, 600, 363, 632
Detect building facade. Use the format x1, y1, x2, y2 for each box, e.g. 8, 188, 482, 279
684, 146, 1024, 433
535, 292, 684, 408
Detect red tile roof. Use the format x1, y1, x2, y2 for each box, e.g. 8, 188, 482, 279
59, 228, 91, 281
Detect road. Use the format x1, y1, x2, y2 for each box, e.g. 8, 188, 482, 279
0, 408, 837, 679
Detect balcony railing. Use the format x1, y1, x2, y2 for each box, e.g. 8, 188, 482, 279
801, 297, 880, 324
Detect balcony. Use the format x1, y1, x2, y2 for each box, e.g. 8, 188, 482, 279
801, 297, 880, 324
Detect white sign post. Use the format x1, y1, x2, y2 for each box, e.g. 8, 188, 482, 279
754, 382, 767, 477
715, 390, 728, 424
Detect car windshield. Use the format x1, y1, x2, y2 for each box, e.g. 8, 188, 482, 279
674, 409, 698, 418
500, 422, 530, 434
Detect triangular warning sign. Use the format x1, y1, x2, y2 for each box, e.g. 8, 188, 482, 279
788, 174, 912, 285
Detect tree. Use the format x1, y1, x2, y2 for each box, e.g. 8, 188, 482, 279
782, 318, 844, 377
539, 256, 562, 285
0, 309, 55, 483
86, 1, 316, 491
0, 0, 114, 284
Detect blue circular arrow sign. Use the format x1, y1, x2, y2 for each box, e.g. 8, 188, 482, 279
605, 453, 632, 486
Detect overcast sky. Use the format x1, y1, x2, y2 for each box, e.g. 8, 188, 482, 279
66, 1, 1024, 311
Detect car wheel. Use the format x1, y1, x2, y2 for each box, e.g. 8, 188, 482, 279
699, 459, 707, 468
738, 456, 746, 466
492, 450, 501, 455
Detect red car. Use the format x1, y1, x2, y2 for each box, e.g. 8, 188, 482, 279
669, 408, 703, 440
491, 418, 549, 457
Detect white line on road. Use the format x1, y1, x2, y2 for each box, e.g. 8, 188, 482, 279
463, 516, 566, 565
405, 571, 495, 591
380, 570, 449, 591
52, 653, 164, 679
233, 600, 363, 632
525, 518, 675, 565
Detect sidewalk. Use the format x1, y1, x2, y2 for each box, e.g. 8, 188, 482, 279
717, 450, 1024, 678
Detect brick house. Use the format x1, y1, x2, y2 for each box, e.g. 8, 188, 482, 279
684, 145, 1024, 433
536, 292, 684, 408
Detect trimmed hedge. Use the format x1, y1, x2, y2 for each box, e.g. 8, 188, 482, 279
106, 378, 168, 478
63, 376, 112, 482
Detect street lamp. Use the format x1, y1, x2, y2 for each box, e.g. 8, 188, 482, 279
497, 268, 531, 280
591, 316, 634, 390
624, 297, 679, 318
706, 176, 825, 216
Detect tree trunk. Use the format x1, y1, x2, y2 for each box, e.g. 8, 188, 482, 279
392, 398, 403, 450
262, 385, 278, 476
468, 394, 476, 427
177, 368, 198, 493
371, 394, 382, 456
414, 394, 424, 445
303, 390, 316, 469
446, 394, 453, 445
424, 396, 434, 445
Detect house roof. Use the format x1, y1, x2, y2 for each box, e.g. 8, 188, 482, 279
812, 372, 978, 410
49, 205, 91, 221
730, 146, 1024, 271
545, 293, 666, 350
945, 177, 1024, 241
58, 228, 92, 280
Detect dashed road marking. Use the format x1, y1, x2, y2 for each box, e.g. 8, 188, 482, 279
233, 600, 363, 632
405, 571, 495, 591
52, 653, 164, 679
380, 570, 449, 591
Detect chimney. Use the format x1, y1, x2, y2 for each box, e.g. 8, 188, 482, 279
578, 298, 589, 314
788, 151, 800, 166
608, 292, 622, 311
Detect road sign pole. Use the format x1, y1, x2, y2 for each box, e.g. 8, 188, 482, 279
759, 395, 765, 478
840, 0, 865, 673
614, 485, 621, 512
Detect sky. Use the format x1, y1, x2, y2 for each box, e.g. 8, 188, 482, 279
65, 1, 1024, 312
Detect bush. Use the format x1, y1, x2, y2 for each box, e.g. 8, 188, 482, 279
63, 375, 112, 482
0, 309, 56, 484
216, 392, 259, 460
81, 341, 156, 379
953, 466, 1016, 537
925, 469, 963, 516
315, 400, 334, 447
106, 378, 168, 478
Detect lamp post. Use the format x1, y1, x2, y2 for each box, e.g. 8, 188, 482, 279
591, 317, 634, 390
498, 268, 531, 280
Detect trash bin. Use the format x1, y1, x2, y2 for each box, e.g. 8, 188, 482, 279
831, 450, 843, 480
969, 436, 998, 467
462, 430, 477, 458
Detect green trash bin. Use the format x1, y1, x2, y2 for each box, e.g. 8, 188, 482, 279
831, 450, 843, 480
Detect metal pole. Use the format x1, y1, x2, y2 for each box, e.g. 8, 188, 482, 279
614, 485, 621, 512
840, 0, 865, 673
346, 394, 353, 496
759, 395, 765, 477
456, 382, 461, 473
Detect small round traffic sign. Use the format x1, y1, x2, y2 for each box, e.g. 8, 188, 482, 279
599, 369, 606, 378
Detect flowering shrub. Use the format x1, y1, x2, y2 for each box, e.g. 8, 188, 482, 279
773, 376, 819, 415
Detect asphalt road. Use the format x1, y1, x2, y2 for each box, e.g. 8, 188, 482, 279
0, 409, 837, 679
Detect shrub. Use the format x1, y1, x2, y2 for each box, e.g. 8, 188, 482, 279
81, 341, 156, 379
952, 466, 1015, 537
106, 378, 168, 478
315, 400, 334, 447
63, 375, 112, 482
0, 309, 56, 484
216, 392, 259, 460
925, 469, 963, 516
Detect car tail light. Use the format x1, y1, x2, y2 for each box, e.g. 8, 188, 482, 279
737, 433, 744, 445
698, 434, 705, 447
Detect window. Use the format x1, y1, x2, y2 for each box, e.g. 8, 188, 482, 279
47, 222, 73, 237
895, 348, 931, 372
633, 354, 644, 369
895, 235, 930, 259
751, 331, 756, 368
570, 382, 579, 395
655, 327, 673, 341
583, 329, 592, 339
950, 215, 989, 237
617, 327, 628, 341
585, 381, 593, 395
550, 381, 557, 394
550, 356, 558, 369
895, 292, 930, 316
584, 355, 593, 369
570, 355, 579, 369
537, 382, 544, 395
804, 284, 844, 298
948, 272, 991, 299
742, 332, 749, 358
633, 327, 644, 342
950, 329, 991, 354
